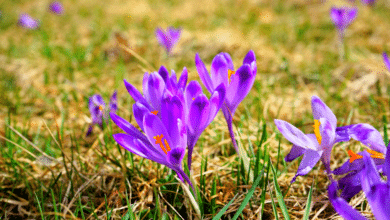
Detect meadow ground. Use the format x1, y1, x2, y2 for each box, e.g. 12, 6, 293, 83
1, 0, 390, 219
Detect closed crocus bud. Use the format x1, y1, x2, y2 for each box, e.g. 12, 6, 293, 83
49, 1, 64, 14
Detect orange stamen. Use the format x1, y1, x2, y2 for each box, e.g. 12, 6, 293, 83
348, 150, 363, 163
98, 105, 104, 111
367, 149, 385, 160
228, 69, 235, 84
313, 120, 322, 145
151, 110, 158, 115
164, 139, 171, 152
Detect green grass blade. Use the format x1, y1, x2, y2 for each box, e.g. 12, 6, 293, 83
302, 181, 314, 220
270, 160, 290, 220
231, 168, 264, 220
212, 194, 238, 220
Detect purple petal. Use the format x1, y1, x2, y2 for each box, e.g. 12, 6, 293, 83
167, 27, 181, 45
220, 53, 234, 70
291, 149, 322, 183
158, 66, 169, 83
318, 118, 336, 171
328, 181, 367, 220
161, 95, 183, 147
206, 84, 226, 126
336, 124, 386, 154
113, 133, 166, 165
360, 152, 390, 219
384, 143, 390, 177
333, 159, 364, 175
383, 52, 390, 72
195, 53, 214, 92
338, 172, 363, 201
167, 147, 185, 167
225, 64, 255, 115
311, 96, 337, 130
156, 28, 171, 53
185, 81, 203, 112
143, 113, 174, 155
109, 90, 118, 113
133, 102, 150, 131
188, 94, 210, 135
177, 67, 188, 91
243, 50, 257, 74
124, 79, 151, 109
285, 145, 305, 162
210, 54, 228, 90
110, 112, 149, 144
274, 119, 319, 151
144, 72, 165, 113
18, 14, 39, 29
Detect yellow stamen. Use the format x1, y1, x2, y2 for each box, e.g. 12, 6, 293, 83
228, 69, 235, 84
153, 134, 171, 154
192, 98, 195, 100
151, 110, 158, 115
348, 150, 363, 163
313, 119, 322, 145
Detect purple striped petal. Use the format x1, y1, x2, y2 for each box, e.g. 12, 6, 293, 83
210, 54, 228, 90
177, 67, 188, 91
285, 145, 305, 162
110, 112, 149, 144
291, 149, 322, 183
328, 181, 367, 220
383, 52, 390, 72
311, 96, 337, 130
195, 53, 214, 92
124, 79, 151, 109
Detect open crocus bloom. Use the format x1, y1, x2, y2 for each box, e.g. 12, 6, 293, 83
87, 91, 117, 136
274, 95, 338, 182
195, 50, 257, 154
111, 95, 193, 189
155, 27, 181, 55
332, 124, 387, 200
118, 65, 225, 172
328, 147, 390, 220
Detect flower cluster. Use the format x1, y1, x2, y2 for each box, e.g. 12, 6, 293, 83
275, 94, 389, 218
87, 91, 117, 136
108, 51, 255, 190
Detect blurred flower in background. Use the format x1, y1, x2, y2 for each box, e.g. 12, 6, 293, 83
383, 52, 390, 71
18, 14, 39, 29
330, 7, 358, 39
155, 26, 181, 55
49, 1, 64, 15
87, 91, 117, 136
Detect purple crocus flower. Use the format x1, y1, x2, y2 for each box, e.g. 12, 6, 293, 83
195, 50, 257, 154
383, 52, 390, 71
328, 147, 390, 220
122, 65, 225, 170
111, 97, 193, 189
155, 27, 181, 55
87, 91, 117, 136
274, 96, 339, 182
332, 124, 387, 200
330, 7, 358, 39
18, 14, 39, 29
49, 1, 64, 15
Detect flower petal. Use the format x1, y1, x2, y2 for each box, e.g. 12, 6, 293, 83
143, 113, 174, 155
328, 181, 367, 220
225, 64, 255, 115
206, 83, 226, 126
291, 149, 322, 183
210, 54, 229, 90
243, 50, 257, 74
124, 79, 151, 109
285, 145, 305, 162
311, 96, 337, 130
274, 119, 318, 151
177, 67, 188, 91
384, 52, 390, 71
133, 102, 150, 131
144, 72, 165, 113
109, 90, 118, 113
195, 53, 214, 92
335, 124, 386, 154
338, 172, 363, 201
110, 112, 149, 143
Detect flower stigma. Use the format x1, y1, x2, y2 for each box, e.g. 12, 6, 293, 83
151, 110, 158, 115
